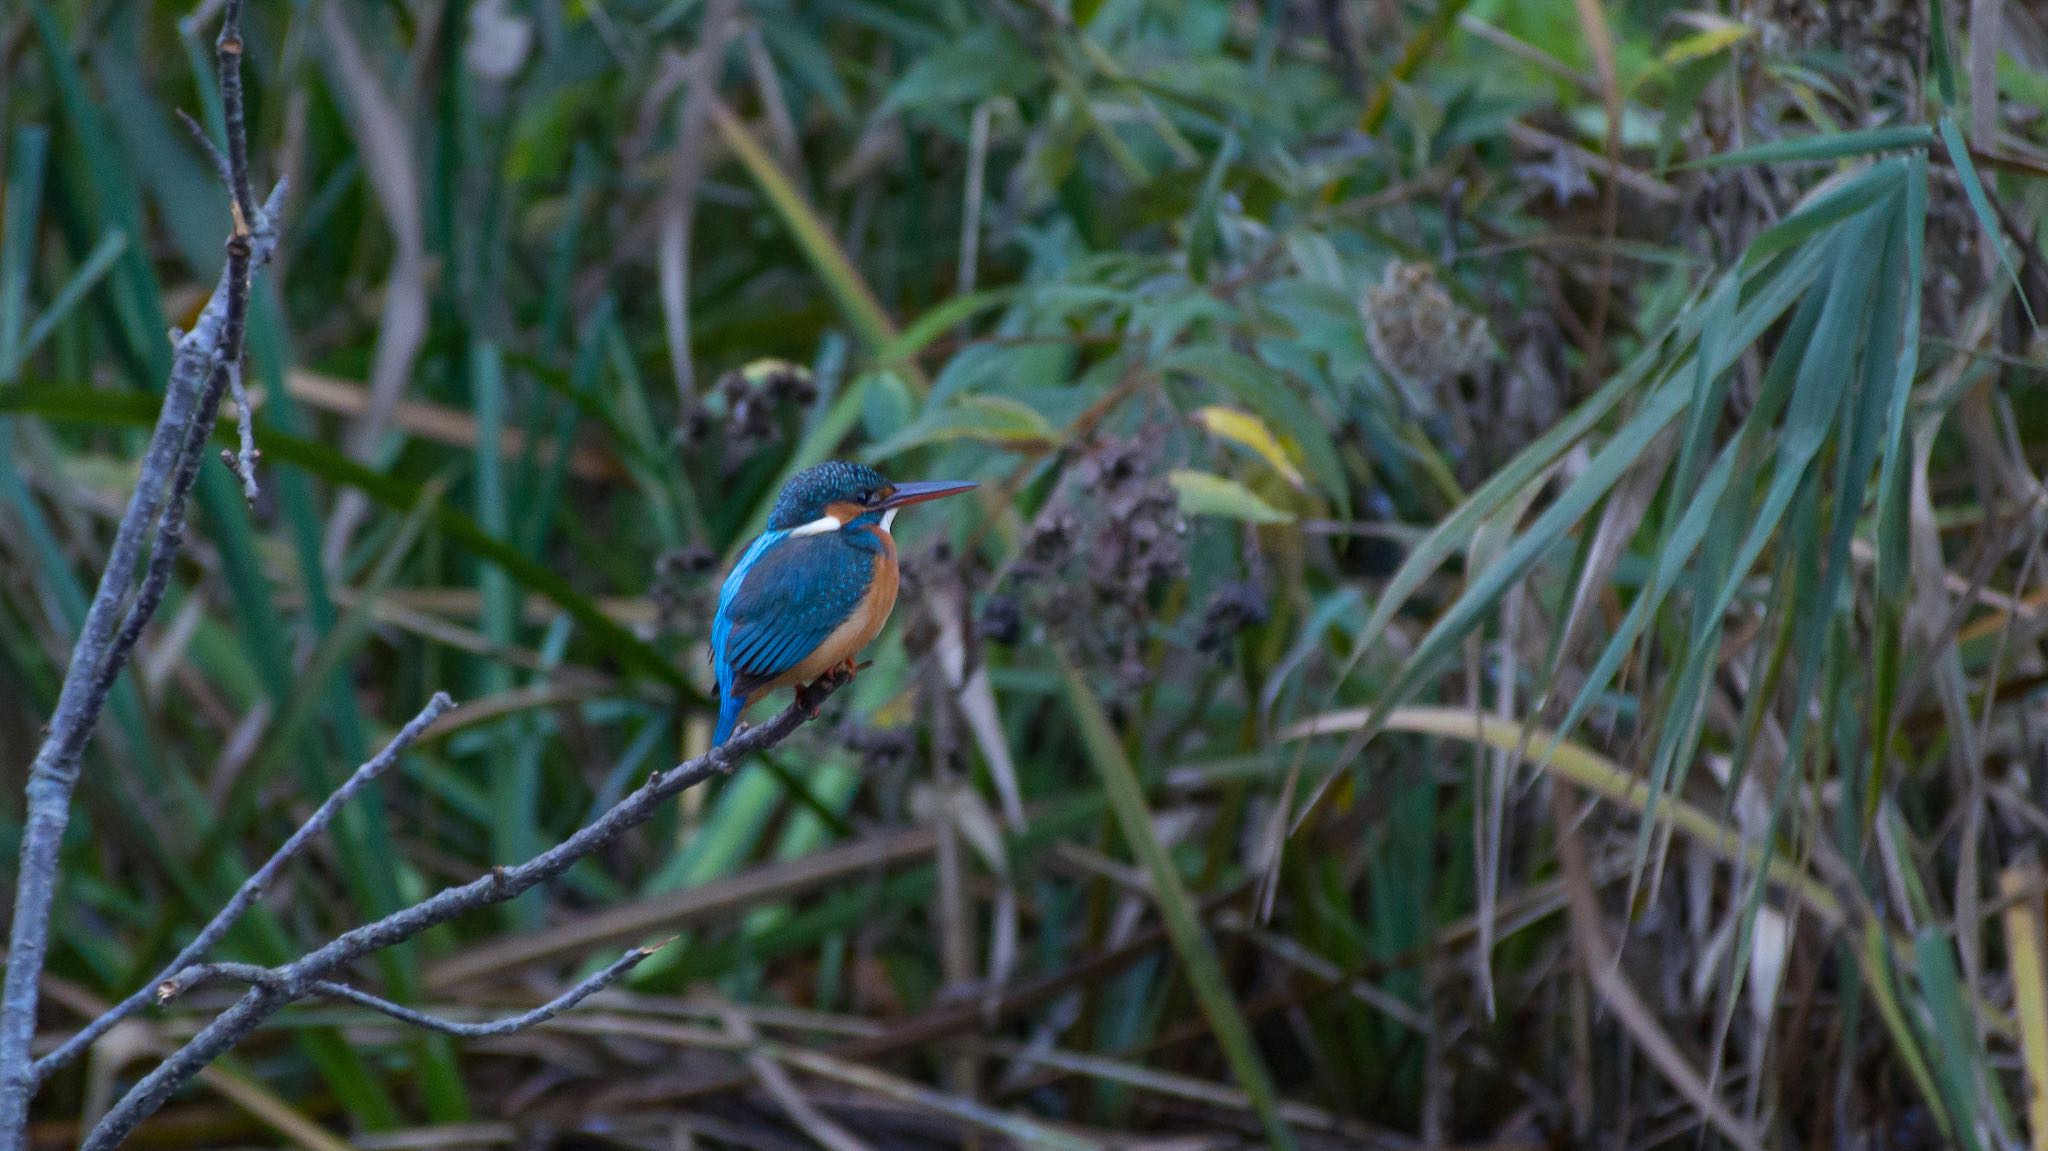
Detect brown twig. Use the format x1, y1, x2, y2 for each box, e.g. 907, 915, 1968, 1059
1548, 782, 1767, 1151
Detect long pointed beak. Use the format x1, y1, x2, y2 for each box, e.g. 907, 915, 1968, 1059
879, 479, 978, 510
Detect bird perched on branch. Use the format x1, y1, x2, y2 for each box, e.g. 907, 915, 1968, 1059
711, 461, 977, 746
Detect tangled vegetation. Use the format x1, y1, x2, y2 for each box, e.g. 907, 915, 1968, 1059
4, 0, 2048, 1147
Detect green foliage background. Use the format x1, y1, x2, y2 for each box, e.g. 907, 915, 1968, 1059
4, 0, 2047, 1147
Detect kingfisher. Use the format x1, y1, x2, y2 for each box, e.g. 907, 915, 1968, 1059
711, 461, 977, 746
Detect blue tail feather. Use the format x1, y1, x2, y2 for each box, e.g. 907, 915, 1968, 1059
712, 690, 748, 748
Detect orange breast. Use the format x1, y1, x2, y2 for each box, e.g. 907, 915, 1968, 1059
763, 528, 899, 693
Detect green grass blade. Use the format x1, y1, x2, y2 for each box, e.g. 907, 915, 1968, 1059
15, 230, 127, 374
1, 125, 50, 380
713, 107, 914, 386
0, 384, 691, 693
1914, 927, 1992, 1151
1679, 125, 1933, 170
1058, 650, 1299, 1151
1937, 116, 2035, 327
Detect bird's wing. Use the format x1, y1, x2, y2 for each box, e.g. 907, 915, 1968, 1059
711, 530, 777, 697
714, 533, 875, 699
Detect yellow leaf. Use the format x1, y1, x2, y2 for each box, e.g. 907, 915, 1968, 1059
1192, 406, 1305, 489
1660, 20, 1749, 67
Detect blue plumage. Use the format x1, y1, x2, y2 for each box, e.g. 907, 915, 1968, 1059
709, 461, 976, 748
710, 517, 884, 745
711, 529, 783, 745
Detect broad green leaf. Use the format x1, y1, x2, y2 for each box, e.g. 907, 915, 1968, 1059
1744, 158, 1907, 265
1157, 345, 1346, 510
1914, 929, 1994, 1151
879, 24, 1040, 115
1168, 468, 1294, 524
866, 394, 1057, 460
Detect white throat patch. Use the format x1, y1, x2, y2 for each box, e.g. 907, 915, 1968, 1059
880, 508, 898, 533
788, 514, 843, 537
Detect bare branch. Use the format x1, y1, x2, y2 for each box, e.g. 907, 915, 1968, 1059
156, 963, 288, 1000
161, 945, 663, 1038
33, 695, 455, 1081
221, 360, 261, 505
174, 108, 235, 194
0, 0, 283, 1139
212, 0, 259, 239
81, 672, 847, 1151
177, 77, 263, 508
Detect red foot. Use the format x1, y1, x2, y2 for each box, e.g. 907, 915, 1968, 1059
793, 661, 866, 719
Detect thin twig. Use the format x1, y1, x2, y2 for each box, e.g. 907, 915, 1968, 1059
222, 360, 261, 504
178, 58, 264, 511
156, 962, 289, 999
213, 0, 259, 237
81, 671, 847, 1150
174, 108, 235, 193
0, 0, 282, 1139
34, 695, 454, 1081
159, 944, 661, 1038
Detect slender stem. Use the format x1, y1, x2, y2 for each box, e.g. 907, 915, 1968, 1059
224, 360, 261, 504
162, 944, 660, 1038
213, 0, 258, 238
81, 673, 844, 1151
0, 2, 281, 1141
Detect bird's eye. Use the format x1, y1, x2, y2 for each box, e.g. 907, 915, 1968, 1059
859, 489, 877, 505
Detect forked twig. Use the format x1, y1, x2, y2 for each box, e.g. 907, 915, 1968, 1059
80, 672, 847, 1150
33, 695, 455, 1081
158, 944, 663, 1039
0, 1, 283, 1142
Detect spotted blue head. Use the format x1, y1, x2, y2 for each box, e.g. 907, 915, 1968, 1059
767, 460, 979, 536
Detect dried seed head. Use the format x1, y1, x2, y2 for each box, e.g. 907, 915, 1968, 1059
1361, 261, 1497, 398
977, 593, 1023, 647
716, 359, 819, 450
1196, 579, 1270, 653
996, 427, 1193, 687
